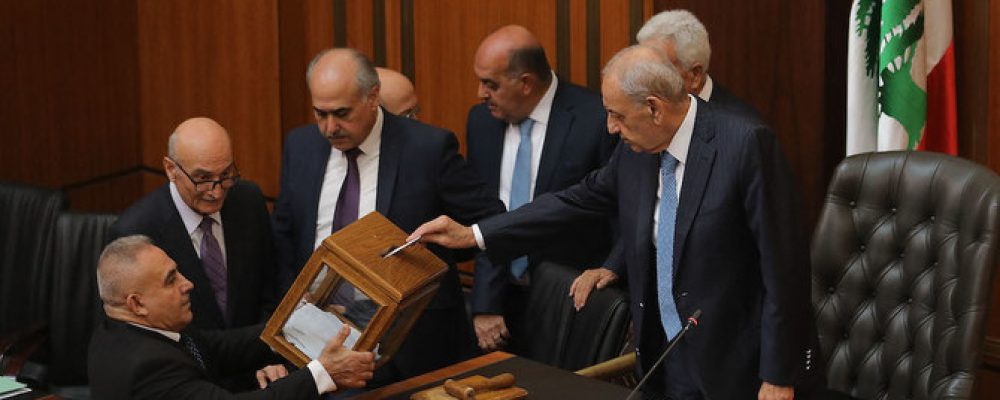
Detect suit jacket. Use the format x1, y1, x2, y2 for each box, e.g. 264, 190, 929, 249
88, 319, 318, 400
272, 111, 506, 378
604, 82, 765, 276
476, 100, 820, 399
711, 83, 763, 122
465, 79, 618, 314
111, 181, 278, 330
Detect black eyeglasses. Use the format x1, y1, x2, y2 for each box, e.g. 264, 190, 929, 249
169, 157, 241, 192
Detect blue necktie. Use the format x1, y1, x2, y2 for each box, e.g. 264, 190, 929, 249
656, 153, 682, 339
508, 118, 534, 278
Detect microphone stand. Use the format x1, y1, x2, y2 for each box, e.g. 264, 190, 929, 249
625, 309, 702, 400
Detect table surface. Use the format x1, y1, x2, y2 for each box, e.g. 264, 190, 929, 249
352, 351, 633, 400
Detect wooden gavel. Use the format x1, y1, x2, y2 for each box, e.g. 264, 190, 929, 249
442, 373, 516, 400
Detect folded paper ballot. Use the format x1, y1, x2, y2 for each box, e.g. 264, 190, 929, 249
282, 301, 363, 359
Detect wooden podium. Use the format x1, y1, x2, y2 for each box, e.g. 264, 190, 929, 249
261, 212, 447, 367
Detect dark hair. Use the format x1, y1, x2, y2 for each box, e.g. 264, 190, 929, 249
507, 46, 552, 83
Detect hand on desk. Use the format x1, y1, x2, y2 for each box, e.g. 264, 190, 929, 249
318, 325, 376, 389
473, 314, 510, 351
758, 381, 794, 400
408, 216, 477, 249
568, 268, 618, 311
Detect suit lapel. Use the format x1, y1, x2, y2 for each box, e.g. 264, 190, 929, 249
376, 112, 403, 214
673, 106, 716, 276
535, 84, 572, 195
157, 193, 225, 324
479, 117, 506, 196
303, 128, 332, 248
632, 152, 660, 300
219, 200, 242, 320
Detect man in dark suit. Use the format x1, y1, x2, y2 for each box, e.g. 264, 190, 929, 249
570, 9, 765, 308
112, 117, 277, 331
272, 48, 505, 385
465, 25, 617, 352
88, 235, 374, 399
410, 45, 819, 400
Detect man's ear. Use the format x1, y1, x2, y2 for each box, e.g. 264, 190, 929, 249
367, 84, 381, 108
163, 157, 175, 182
519, 73, 536, 95
125, 293, 147, 317
686, 63, 706, 93
646, 96, 662, 123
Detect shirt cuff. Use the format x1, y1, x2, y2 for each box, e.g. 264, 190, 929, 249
307, 359, 337, 394
472, 224, 486, 250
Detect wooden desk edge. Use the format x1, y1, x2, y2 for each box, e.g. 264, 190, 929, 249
350, 351, 515, 399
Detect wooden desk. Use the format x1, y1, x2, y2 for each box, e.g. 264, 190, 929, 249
352, 352, 632, 399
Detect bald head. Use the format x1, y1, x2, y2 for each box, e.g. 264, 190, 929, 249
168, 117, 232, 165
164, 117, 237, 215
474, 25, 552, 122
476, 25, 551, 83
376, 67, 419, 118
307, 48, 380, 98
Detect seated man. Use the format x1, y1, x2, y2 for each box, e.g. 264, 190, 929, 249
88, 235, 375, 399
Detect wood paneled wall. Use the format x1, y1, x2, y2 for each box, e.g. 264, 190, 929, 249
3, 0, 1000, 395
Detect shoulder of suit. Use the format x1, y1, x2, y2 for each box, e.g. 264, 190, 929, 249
114, 183, 174, 233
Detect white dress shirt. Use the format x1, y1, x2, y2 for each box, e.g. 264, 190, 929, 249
497, 71, 559, 209
314, 108, 384, 251
698, 75, 714, 101
169, 182, 226, 264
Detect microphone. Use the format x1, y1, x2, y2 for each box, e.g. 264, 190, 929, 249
625, 309, 702, 400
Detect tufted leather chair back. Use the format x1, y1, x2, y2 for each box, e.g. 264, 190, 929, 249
812, 152, 1000, 400
514, 262, 631, 371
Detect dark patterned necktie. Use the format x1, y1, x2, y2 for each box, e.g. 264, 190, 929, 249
180, 334, 206, 370
198, 217, 227, 324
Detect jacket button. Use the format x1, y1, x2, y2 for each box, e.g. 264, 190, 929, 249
639, 302, 644, 308
680, 291, 688, 297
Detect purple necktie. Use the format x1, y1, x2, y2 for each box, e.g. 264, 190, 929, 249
331, 148, 362, 306
332, 148, 362, 233
198, 217, 228, 324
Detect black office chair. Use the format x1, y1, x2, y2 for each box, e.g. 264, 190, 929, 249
0, 182, 66, 337
812, 151, 1000, 399
512, 262, 631, 372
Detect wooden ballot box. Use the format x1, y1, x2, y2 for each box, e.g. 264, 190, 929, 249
261, 212, 447, 367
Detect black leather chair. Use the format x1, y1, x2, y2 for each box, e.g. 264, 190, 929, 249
812, 151, 1000, 399
45, 212, 116, 398
512, 262, 631, 372
0, 182, 66, 336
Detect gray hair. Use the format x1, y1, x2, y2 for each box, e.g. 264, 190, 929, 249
306, 48, 381, 96
506, 46, 552, 84
97, 235, 155, 305
636, 10, 711, 72
603, 45, 687, 105
167, 132, 178, 161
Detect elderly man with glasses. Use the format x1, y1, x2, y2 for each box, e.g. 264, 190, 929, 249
112, 117, 279, 343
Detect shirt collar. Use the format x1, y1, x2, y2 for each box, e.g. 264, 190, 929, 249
526, 71, 558, 125
128, 322, 181, 342
169, 182, 221, 236
698, 75, 714, 102
666, 94, 698, 165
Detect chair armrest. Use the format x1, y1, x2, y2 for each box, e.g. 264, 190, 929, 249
574, 352, 636, 381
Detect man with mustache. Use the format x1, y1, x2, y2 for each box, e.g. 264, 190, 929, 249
464, 25, 618, 352
272, 48, 505, 386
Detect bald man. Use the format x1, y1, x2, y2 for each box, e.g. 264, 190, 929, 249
376, 67, 419, 118
464, 25, 617, 352
112, 117, 278, 332
272, 48, 505, 386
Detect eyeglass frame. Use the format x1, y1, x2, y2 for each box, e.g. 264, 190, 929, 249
167, 157, 241, 192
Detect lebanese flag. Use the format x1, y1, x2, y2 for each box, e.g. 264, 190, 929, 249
846, 0, 957, 156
